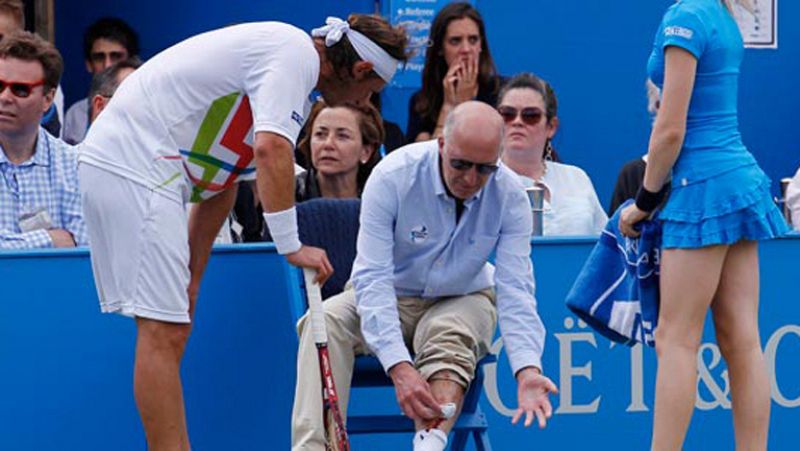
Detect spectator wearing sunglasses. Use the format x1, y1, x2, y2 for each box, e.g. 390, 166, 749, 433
293, 101, 556, 451
0, 0, 64, 138
497, 73, 606, 236
0, 31, 86, 249
62, 17, 138, 145
406, 2, 503, 143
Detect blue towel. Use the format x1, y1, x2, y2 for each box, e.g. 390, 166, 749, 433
565, 200, 661, 346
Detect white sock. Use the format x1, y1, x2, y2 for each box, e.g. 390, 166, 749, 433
413, 428, 448, 451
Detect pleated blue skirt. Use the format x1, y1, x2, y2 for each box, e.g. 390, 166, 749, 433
660, 164, 789, 249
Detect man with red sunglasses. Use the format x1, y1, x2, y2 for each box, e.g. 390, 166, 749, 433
0, 31, 86, 249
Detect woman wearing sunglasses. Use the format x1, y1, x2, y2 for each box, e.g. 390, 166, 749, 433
406, 2, 503, 143
618, 1, 788, 449
497, 73, 606, 236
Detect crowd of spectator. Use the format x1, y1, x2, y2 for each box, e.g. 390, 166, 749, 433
1, 0, 797, 252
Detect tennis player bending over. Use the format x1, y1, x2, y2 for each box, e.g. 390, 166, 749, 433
292, 101, 557, 451
78, 16, 407, 451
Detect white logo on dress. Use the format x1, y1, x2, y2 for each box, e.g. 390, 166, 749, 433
664, 26, 694, 39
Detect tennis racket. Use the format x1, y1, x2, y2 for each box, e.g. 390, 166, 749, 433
303, 268, 350, 451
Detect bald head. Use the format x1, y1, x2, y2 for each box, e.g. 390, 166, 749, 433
437, 101, 505, 200
443, 101, 504, 153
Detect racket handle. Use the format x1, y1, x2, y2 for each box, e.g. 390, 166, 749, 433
303, 268, 328, 345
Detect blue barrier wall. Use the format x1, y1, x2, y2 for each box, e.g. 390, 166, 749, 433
2, 236, 798, 450
54, 1, 800, 207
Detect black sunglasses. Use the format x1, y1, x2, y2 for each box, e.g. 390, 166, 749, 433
497, 106, 544, 126
448, 157, 499, 175
0, 78, 45, 98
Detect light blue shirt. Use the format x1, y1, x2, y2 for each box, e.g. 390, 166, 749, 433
0, 128, 86, 249
352, 140, 545, 375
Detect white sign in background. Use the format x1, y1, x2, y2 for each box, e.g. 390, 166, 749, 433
735, 0, 778, 48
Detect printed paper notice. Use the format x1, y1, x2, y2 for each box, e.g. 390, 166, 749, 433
734, 0, 777, 49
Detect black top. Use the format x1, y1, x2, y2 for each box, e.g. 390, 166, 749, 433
405, 75, 505, 143
608, 158, 671, 215
41, 103, 61, 138
382, 119, 407, 154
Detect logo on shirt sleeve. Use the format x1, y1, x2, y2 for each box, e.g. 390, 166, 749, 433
291, 111, 304, 126
410, 225, 428, 243
664, 26, 694, 39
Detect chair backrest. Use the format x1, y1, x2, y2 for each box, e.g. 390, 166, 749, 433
296, 198, 361, 300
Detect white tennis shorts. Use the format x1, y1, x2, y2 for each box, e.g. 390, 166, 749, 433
79, 163, 191, 323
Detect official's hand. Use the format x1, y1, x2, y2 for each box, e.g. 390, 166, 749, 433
512, 367, 558, 429
619, 204, 649, 238
285, 245, 334, 285
48, 229, 76, 248
389, 362, 441, 422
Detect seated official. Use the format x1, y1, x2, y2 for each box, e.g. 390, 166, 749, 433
292, 102, 557, 451
234, 100, 384, 242
787, 168, 800, 230
497, 73, 607, 235
0, 31, 85, 249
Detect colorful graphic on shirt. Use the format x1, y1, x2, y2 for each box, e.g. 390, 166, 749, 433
180, 92, 256, 202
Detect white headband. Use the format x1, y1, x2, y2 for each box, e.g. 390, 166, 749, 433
311, 16, 399, 83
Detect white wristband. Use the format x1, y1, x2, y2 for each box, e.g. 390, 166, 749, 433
263, 207, 302, 255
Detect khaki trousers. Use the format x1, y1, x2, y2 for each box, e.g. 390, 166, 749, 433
291, 286, 497, 451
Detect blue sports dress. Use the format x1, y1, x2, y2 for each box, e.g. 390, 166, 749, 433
647, 0, 788, 248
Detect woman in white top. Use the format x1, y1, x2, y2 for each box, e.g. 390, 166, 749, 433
496, 73, 607, 235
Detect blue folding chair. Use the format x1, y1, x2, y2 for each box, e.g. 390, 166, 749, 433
291, 197, 494, 450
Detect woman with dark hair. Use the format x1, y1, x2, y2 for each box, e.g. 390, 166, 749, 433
619, 0, 787, 448
295, 100, 384, 200
497, 73, 606, 235
406, 2, 502, 142
235, 100, 385, 241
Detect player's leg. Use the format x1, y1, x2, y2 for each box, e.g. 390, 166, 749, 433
80, 163, 194, 451
710, 240, 769, 450
651, 245, 728, 451
134, 319, 192, 451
